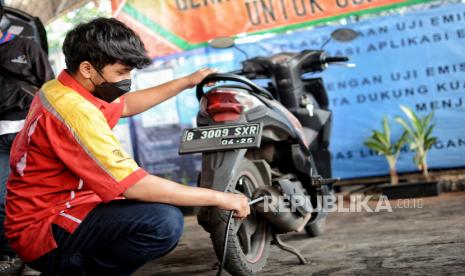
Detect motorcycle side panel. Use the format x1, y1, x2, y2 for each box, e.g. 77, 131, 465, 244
199, 149, 248, 192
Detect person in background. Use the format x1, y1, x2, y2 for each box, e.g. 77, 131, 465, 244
5, 17, 250, 275
0, 3, 54, 275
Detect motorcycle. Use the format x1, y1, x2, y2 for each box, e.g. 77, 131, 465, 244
179, 29, 357, 276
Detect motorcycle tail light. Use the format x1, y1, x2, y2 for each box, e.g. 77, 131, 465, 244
203, 90, 242, 122
200, 89, 263, 122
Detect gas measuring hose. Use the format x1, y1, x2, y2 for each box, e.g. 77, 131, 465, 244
217, 196, 265, 276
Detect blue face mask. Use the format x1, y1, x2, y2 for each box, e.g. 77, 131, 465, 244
90, 68, 132, 103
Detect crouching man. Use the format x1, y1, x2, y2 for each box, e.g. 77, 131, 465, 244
5, 18, 250, 275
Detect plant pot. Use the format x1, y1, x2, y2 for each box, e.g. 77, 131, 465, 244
377, 181, 442, 199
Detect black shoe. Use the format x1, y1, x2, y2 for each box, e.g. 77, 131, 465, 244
21, 265, 41, 276
0, 255, 22, 276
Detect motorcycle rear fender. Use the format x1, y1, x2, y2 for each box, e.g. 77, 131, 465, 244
199, 149, 247, 192
199, 150, 273, 192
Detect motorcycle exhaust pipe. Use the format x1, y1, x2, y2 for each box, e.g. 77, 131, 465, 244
252, 186, 312, 232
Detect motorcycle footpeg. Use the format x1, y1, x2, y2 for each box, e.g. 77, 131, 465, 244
311, 177, 339, 187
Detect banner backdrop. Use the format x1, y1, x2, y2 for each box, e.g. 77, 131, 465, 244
112, 0, 433, 57
131, 3, 465, 182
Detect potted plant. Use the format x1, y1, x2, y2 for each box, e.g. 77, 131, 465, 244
379, 105, 441, 199
364, 116, 407, 185
363, 106, 442, 199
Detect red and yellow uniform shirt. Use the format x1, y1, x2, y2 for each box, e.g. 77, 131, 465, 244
5, 70, 148, 262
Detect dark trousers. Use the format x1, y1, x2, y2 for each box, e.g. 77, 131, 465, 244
0, 133, 17, 257
28, 200, 184, 276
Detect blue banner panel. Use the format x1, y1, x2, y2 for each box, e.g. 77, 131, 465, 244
132, 3, 465, 181
319, 4, 465, 178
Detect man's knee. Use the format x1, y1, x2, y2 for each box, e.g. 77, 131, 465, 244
86, 204, 185, 271
157, 205, 184, 247
142, 204, 184, 252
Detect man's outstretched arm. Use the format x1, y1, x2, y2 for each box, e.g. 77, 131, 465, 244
121, 68, 216, 117
123, 174, 251, 219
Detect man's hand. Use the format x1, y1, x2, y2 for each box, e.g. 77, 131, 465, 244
216, 193, 251, 219
184, 67, 217, 89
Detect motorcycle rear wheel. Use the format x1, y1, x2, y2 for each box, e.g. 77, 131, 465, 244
209, 160, 271, 276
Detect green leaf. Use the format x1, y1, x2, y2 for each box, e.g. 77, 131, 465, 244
395, 116, 415, 138
383, 116, 391, 145
365, 134, 383, 145
425, 137, 437, 150
400, 105, 421, 131
421, 111, 434, 136
399, 130, 409, 144
364, 137, 381, 148
373, 130, 390, 148
425, 123, 435, 140
394, 131, 408, 154
364, 141, 389, 155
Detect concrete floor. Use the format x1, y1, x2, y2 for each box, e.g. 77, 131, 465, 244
135, 191, 465, 275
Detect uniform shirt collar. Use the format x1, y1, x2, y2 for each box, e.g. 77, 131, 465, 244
57, 70, 112, 109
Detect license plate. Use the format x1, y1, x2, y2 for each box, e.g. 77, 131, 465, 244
179, 123, 262, 154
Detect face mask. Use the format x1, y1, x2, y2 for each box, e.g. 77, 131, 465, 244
90, 69, 132, 103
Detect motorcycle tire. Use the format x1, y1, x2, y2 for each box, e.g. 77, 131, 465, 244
208, 159, 272, 276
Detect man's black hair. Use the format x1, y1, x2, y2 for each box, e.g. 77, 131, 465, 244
63, 17, 151, 73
